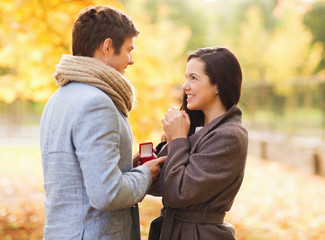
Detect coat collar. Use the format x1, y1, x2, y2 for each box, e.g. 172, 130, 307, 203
189, 105, 242, 154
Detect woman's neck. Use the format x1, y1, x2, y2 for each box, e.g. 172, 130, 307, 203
203, 104, 227, 126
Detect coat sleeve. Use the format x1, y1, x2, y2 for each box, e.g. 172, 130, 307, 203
147, 141, 168, 196
159, 126, 247, 209
72, 95, 152, 211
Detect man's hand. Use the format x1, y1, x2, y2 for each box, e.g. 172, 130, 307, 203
144, 156, 166, 181
132, 152, 141, 168
133, 147, 158, 168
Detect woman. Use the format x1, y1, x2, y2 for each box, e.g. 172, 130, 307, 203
149, 47, 248, 240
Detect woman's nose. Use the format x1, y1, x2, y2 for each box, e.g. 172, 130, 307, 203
182, 79, 189, 90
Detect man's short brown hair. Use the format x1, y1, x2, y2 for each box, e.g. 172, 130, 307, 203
72, 6, 139, 57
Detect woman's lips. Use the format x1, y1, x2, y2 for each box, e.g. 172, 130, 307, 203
186, 94, 195, 101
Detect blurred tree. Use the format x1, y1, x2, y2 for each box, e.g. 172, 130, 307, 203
234, 4, 322, 95
160, 0, 207, 50
0, 0, 189, 143
274, 0, 312, 17
235, 5, 270, 84
125, 8, 190, 143
0, 0, 121, 104
263, 11, 323, 94
124, 0, 208, 50
1, 0, 324, 140
303, 1, 325, 71
213, 0, 278, 46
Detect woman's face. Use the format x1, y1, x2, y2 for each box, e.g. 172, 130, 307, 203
182, 58, 218, 113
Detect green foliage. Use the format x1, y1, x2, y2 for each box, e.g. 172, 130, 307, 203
303, 2, 325, 44
263, 12, 323, 94
233, 3, 323, 95
303, 1, 325, 70
127, 0, 209, 50
235, 5, 270, 83
214, 0, 278, 43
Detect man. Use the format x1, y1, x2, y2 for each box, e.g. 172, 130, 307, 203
40, 5, 165, 240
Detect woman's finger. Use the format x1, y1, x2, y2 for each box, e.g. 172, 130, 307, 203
161, 117, 168, 125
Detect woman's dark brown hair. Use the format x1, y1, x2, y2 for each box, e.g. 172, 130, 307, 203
72, 6, 139, 57
181, 47, 243, 136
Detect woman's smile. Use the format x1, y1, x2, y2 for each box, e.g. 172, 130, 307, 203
186, 94, 195, 102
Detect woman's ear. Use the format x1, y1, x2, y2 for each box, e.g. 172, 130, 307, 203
214, 84, 219, 95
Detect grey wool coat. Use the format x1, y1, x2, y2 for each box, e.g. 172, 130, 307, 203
150, 105, 248, 240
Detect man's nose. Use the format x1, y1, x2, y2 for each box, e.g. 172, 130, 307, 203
129, 55, 135, 65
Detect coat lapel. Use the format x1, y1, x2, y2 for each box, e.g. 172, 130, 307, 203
189, 105, 241, 154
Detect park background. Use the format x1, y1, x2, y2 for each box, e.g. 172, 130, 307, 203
1, 0, 325, 239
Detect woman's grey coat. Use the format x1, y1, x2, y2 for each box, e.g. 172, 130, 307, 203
151, 105, 248, 240
40, 82, 151, 240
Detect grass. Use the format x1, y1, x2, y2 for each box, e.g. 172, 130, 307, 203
1, 146, 325, 240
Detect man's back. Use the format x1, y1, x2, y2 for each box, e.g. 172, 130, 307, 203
40, 82, 150, 239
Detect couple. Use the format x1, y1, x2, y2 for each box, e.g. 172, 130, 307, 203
40, 5, 248, 240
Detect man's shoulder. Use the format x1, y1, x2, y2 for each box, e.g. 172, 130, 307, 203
59, 82, 114, 105
62, 82, 105, 96
45, 82, 117, 118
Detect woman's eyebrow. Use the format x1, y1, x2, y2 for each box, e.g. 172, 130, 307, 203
185, 72, 199, 77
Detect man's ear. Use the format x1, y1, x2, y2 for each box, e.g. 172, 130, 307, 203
102, 38, 113, 56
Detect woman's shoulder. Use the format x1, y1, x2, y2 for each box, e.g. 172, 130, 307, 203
199, 112, 248, 149
205, 107, 247, 135
213, 117, 248, 143
219, 106, 247, 134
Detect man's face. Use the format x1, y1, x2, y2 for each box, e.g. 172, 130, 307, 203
107, 37, 135, 75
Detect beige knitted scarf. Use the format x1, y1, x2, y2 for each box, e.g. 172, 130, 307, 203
54, 54, 135, 117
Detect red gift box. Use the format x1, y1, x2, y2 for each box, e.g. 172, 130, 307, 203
139, 142, 155, 163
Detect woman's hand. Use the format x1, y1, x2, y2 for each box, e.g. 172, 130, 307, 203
161, 107, 190, 142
